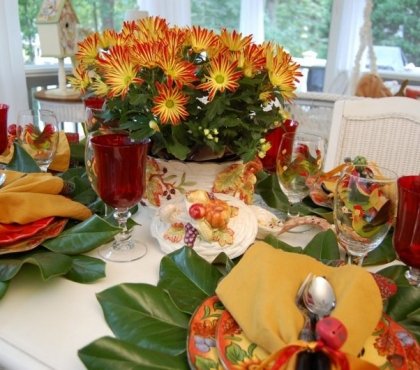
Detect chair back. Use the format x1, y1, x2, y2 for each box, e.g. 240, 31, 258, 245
325, 96, 420, 177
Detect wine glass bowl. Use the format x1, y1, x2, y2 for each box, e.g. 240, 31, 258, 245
16, 109, 59, 172
333, 164, 397, 266
276, 132, 325, 219
393, 175, 420, 286
90, 131, 149, 262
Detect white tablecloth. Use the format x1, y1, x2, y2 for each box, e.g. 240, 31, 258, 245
0, 206, 398, 370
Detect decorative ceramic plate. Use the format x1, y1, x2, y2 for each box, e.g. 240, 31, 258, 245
0, 216, 55, 245
191, 296, 419, 370
0, 218, 68, 255
187, 296, 225, 370
150, 193, 258, 262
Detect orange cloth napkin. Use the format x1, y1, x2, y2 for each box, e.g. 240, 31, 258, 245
216, 242, 382, 361
0, 131, 70, 172
0, 170, 92, 224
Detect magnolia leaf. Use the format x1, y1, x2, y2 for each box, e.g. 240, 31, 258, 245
78, 336, 189, 370
0, 251, 73, 282
377, 265, 420, 341
64, 255, 106, 283
158, 247, 224, 314
69, 142, 86, 162
0, 281, 9, 299
255, 173, 289, 212
264, 234, 304, 253
97, 283, 190, 356
43, 215, 120, 255
304, 229, 340, 260
6, 143, 41, 172
363, 233, 396, 266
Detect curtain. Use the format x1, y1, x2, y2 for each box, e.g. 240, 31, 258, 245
0, 0, 28, 122
240, 0, 264, 43
139, 0, 191, 26
323, 0, 365, 94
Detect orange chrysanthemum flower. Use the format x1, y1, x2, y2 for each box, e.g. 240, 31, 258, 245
219, 29, 252, 53
137, 16, 169, 42
188, 26, 220, 54
266, 46, 302, 101
151, 82, 189, 125
67, 65, 91, 94
75, 32, 100, 68
98, 29, 120, 50
158, 51, 198, 88
132, 41, 162, 69
98, 45, 143, 98
198, 54, 243, 101
237, 44, 266, 77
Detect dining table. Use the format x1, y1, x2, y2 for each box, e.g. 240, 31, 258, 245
0, 184, 411, 370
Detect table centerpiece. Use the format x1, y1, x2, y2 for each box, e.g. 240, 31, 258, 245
68, 16, 302, 205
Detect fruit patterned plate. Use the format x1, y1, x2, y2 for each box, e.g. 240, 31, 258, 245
188, 296, 420, 370
187, 295, 224, 370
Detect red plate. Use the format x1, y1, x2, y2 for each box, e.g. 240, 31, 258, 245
0, 217, 55, 245
0, 218, 68, 255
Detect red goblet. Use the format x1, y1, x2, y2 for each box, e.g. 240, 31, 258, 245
393, 176, 420, 286
0, 104, 9, 155
91, 132, 149, 262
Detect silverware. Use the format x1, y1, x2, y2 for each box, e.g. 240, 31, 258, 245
296, 273, 316, 341
0, 172, 6, 187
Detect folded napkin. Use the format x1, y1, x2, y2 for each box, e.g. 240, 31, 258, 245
216, 242, 382, 359
0, 131, 70, 172
0, 170, 92, 224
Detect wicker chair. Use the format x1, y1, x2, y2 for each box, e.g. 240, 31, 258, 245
325, 96, 420, 177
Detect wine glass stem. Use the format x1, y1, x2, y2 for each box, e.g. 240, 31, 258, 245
113, 209, 133, 247
347, 253, 365, 266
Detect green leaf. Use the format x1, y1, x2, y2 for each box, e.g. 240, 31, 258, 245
0, 251, 73, 281
363, 233, 396, 266
64, 255, 106, 283
97, 283, 190, 356
43, 215, 120, 255
255, 173, 289, 212
264, 234, 304, 253
0, 281, 9, 299
158, 247, 224, 314
6, 143, 41, 172
304, 230, 340, 260
377, 265, 420, 341
79, 336, 189, 370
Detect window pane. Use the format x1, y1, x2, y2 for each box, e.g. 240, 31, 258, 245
19, 0, 137, 65
191, 0, 240, 30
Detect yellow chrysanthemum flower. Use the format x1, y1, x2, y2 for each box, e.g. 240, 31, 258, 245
219, 28, 252, 53
188, 26, 220, 54
151, 82, 189, 125
98, 45, 143, 98
198, 54, 243, 101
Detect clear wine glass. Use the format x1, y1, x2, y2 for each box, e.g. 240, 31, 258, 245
393, 175, 420, 286
276, 132, 325, 229
89, 131, 150, 262
16, 109, 59, 172
334, 164, 397, 266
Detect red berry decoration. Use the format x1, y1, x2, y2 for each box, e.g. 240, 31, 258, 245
316, 317, 348, 350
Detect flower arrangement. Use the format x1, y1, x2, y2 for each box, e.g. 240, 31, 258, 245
69, 16, 302, 162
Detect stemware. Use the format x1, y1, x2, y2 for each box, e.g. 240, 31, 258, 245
393, 176, 420, 287
333, 164, 397, 266
16, 109, 59, 172
90, 131, 149, 262
0, 103, 9, 155
276, 132, 325, 228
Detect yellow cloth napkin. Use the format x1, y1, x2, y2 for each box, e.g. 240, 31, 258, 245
0, 131, 70, 172
216, 241, 382, 358
0, 170, 92, 224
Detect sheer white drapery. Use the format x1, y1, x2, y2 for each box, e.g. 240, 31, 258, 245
323, 0, 365, 95
240, 0, 264, 44
0, 0, 28, 121
139, 0, 191, 26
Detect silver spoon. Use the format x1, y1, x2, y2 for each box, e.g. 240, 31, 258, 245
303, 275, 336, 320
295, 273, 316, 341
0, 172, 6, 187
